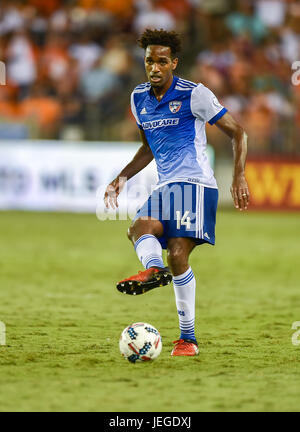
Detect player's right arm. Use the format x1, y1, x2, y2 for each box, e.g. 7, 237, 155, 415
104, 130, 153, 209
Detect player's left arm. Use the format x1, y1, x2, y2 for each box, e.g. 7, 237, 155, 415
215, 112, 249, 211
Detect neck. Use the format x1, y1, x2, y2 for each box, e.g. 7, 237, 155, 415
152, 75, 174, 101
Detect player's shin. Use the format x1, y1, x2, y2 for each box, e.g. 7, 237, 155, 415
173, 267, 197, 343
134, 234, 164, 269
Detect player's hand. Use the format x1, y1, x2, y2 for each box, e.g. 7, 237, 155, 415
231, 174, 250, 211
104, 176, 127, 209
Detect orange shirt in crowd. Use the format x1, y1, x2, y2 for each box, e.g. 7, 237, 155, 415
159, 0, 191, 19
245, 105, 276, 150
0, 86, 22, 120
27, 0, 61, 16
20, 97, 62, 128
0, 101, 21, 120
78, 0, 134, 17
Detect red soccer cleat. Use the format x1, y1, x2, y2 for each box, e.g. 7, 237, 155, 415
171, 339, 199, 356
117, 266, 172, 295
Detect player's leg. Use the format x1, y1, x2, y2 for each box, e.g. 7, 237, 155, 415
116, 217, 172, 295
167, 237, 199, 356
127, 217, 163, 244
167, 236, 196, 276
162, 182, 218, 355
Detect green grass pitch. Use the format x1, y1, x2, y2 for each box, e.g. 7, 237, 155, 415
0, 210, 300, 412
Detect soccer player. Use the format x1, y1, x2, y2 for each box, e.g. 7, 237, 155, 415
104, 29, 249, 356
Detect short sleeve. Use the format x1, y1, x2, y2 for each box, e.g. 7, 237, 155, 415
130, 91, 143, 129
191, 84, 227, 125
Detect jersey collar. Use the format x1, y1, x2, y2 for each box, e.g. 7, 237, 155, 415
149, 75, 179, 105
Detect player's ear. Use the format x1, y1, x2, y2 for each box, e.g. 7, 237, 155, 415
172, 57, 178, 71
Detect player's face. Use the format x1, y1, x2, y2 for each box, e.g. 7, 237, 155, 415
144, 45, 178, 89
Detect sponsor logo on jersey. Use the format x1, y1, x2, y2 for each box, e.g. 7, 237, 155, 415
140, 107, 147, 114
169, 100, 182, 113
142, 118, 179, 130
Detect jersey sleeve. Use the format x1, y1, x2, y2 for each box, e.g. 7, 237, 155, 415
130, 91, 143, 130
190, 84, 227, 125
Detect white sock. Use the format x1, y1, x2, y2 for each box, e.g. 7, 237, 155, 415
173, 267, 196, 343
134, 234, 164, 269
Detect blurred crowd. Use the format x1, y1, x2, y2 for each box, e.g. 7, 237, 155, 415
0, 0, 299, 155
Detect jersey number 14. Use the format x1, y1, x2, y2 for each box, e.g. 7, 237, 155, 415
176, 211, 191, 230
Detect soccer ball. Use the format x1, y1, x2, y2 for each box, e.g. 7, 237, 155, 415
119, 322, 162, 363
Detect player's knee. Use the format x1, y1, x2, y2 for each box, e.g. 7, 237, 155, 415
128, 218, 164, 243
127, 223, 143, 243
127, 226, 135, 242
127, 223, 145, 243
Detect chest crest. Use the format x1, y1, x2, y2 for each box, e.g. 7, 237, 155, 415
169, 100, 182, 114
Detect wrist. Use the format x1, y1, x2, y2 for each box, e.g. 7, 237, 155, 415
116, 173, 129, 183
233, 171, 245, 180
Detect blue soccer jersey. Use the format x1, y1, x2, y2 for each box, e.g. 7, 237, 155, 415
131, 76, 227, 189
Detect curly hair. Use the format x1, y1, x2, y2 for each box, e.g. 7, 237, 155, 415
137, 29, 181, 58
